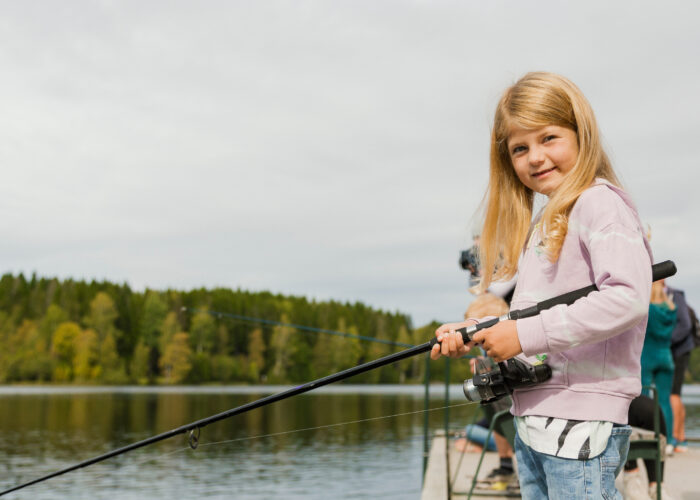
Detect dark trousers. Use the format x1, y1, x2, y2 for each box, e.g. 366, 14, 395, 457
624, 395, 666, 483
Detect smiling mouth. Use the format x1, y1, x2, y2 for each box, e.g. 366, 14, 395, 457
532, 167, 557, 178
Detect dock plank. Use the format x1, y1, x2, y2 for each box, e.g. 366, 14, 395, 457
422, 431, 517, 500
620, 449, 700, 500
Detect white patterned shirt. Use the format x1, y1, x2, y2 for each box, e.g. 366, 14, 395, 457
515, 415, 612, 459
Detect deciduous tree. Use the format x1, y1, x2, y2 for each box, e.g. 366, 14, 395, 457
159, 332, 192, 384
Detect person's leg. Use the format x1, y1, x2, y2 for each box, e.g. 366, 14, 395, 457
677, 400, 687, 445
465, 424, 497, 451
625, 396, 644, 472
532, 425, 632, 500
492, 433, 515, 483
625, 396, 650, 500
628, 395, 667, 484
670, 394, 683, 443
513, 432, 548, 498
494, 433, 513, 457
671, 351, 690, 446
480, 398, 515, 481
655, 367, 675, 443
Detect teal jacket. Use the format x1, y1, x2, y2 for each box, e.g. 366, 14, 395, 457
641, 303, 677, 368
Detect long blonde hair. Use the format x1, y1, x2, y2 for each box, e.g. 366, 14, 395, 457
479, 72, 620, 290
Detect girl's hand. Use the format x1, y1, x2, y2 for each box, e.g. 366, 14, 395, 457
471, 320, 522, 363
430, 321, 477, 360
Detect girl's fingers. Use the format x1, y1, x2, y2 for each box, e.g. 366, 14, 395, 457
436, 330, 466, 358
441, 336, 450, 356
433, 328, 473, 359
448, 330, 457, 352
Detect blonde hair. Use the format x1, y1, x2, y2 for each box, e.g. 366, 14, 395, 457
465, 293, 509, 319
478, 72, 621, 290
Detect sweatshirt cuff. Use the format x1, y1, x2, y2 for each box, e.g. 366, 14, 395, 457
516, 315, 549, 356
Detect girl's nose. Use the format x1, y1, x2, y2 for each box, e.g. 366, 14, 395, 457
528, 146, 545, 166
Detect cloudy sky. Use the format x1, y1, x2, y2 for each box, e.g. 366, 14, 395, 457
1, 1, 699, 327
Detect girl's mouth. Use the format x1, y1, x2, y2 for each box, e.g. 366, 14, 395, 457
533, 167, 557, 178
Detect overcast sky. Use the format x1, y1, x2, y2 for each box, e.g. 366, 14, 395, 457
1, 1, 699, 328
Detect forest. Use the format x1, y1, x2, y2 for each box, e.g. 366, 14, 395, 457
1, 272, 699, 386
0, 273, 467, 386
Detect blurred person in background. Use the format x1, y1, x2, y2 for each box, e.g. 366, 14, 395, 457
666, 283, 697, 452
641, 280, 677, 447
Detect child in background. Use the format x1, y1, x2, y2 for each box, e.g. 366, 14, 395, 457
459, 293, 518, 490
431, 72, 653, 499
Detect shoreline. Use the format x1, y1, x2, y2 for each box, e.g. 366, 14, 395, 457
1, 383, 699, 401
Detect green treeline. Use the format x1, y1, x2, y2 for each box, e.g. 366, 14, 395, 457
0, 273, 456, 385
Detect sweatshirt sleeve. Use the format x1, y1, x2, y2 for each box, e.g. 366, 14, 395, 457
517, 191, 652, 356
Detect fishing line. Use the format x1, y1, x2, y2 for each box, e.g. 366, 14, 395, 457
194, 400, 476, 449
183, 307, 415, 348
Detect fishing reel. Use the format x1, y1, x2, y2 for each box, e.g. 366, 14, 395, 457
463, 357, 552, 403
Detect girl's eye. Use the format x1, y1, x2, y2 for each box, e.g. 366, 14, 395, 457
543, 135, 556, 142
512, 145, 526, 155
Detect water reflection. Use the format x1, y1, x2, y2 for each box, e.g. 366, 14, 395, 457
0, 386, 478, 499
1, 385, 697, 499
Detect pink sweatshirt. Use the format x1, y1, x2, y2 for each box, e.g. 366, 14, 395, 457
512, 179, 653, 424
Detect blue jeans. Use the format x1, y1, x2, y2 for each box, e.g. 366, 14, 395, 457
514, 425, 632, 499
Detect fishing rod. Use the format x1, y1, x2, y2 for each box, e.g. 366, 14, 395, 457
0, 260, 676, 497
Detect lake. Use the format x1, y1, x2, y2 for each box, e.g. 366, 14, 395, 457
0, 385, 698, 499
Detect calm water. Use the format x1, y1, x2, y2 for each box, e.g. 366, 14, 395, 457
0, 385, 698, 499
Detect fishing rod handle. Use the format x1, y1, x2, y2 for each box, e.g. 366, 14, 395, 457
456, 260, 676, 343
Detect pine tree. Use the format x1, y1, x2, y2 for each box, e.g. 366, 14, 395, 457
395, 325, 413, 383
100, 332, 128, 384
140, 292, 168, 348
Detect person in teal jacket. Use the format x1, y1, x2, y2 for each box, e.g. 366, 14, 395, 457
641, 280, 677, 441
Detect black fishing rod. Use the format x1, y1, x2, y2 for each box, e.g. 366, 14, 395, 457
0, 260, 676, 497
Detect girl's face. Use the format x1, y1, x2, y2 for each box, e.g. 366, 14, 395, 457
507, 124, 579, 196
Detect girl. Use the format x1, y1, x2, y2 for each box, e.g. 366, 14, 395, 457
431, 72, 653, 499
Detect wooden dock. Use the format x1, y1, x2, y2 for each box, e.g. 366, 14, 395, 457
421, 431, 700, 499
